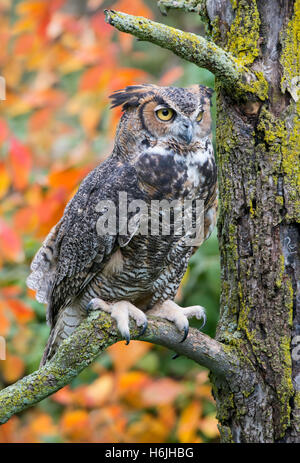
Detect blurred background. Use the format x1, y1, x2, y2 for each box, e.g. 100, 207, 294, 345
0, 0, 220, 443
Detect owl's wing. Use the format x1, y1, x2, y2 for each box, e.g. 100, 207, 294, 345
27, 159, 141, 327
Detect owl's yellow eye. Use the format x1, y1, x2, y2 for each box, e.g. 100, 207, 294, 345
156, 108, 175, 121
196, 111, 204, 122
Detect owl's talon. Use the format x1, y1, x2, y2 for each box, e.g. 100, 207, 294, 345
180, 324, 189, 343
199, 312, 206, 330
140, 320, 148, 336
147, 300, 206, 343
86, 300, 94, 312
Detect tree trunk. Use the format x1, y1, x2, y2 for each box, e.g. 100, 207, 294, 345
207, 0, 300, 442
106, 0, 300, 442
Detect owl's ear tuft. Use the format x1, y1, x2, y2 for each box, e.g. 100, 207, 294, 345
109, 85, 154, 111
198, 85, 214, 99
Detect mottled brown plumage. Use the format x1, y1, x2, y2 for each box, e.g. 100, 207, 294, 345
27, 84, 218, 365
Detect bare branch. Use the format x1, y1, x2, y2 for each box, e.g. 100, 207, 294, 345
104, 9, 254, 95
0, 311, 239, 424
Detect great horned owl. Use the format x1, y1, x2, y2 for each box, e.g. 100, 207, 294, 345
27, 84, 218, 366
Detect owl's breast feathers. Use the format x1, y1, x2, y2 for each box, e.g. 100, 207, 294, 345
135, 136, 217, 202
27, 140, 217, 327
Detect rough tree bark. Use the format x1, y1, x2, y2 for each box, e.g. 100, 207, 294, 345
0, 0, 299, 443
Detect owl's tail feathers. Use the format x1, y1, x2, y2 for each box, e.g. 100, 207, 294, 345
40, 304, 84, 367
26, 224, 60, 306
40, 327, 56, 367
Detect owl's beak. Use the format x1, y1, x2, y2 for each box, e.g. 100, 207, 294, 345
179, 121, 193, 145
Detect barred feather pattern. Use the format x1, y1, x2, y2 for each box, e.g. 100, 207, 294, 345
27, 84, 218, 365
26, 223, 60, 307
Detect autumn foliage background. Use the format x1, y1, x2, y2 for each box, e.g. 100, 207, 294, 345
0, 0, 220, 443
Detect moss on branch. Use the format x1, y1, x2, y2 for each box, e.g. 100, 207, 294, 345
0, 311, 240, 425
104, 9, 261, 98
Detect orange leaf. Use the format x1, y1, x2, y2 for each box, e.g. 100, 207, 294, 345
29, 414, 57, 437
177, 401, 202, 443
6, 299, 34, 324
0, 162, 10, 199
80, 105, 101, 135
83, 374, 114, 407
49, 166, 88, 193
109, 68, 149, 93
14, 33, 35, 55
29, 107, 53, 131
60, 410, 90, 440
80, 65, 103, 91
108, 340, 151, 372
0, 302, 10, 336
158, 404, 176, 430
1, 354, 25, 383
127, 412, 169, 443
36, 188, 67, 236
0, 416, 19, 443
0, 218, 24, 263
118, 371, 150, 395
16, 1, 47, 17
9, 137, 32, 191
198, 415, 219, 439
25, 184, 43, 206
14, 207, 38, 234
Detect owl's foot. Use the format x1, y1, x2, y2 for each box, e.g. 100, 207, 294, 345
86, 298, 148, 344
147, 300, 206, 343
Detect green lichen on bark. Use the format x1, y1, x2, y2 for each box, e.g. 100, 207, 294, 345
0, 311, 117, 424
215, 17, 296, 433
226, 0, 260, 66
257, 105, 300, 221
215, 99, 297, 437
239, 71, 269, 101
280, 0, 300, 102
278, 0, 300, 220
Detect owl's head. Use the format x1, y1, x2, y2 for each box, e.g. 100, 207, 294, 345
110, 84, 213, 151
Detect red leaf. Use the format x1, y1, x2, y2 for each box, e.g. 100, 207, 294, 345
0, 218, 24, 263
0, 119, 9, 144
9, 137, 32, 191
6, 299, 34, 324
